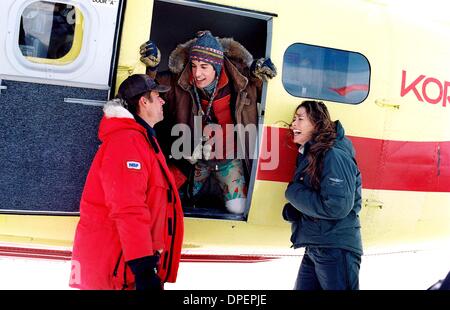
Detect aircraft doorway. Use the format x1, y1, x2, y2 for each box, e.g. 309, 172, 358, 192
148, 0, 275, 221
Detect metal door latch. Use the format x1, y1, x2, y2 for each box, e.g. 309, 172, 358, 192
0, 80, 7, 93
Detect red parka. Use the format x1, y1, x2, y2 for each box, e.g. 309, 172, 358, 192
69, 101, 184, 290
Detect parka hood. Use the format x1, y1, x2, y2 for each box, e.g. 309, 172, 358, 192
168, 36, 254, 74
98, 99, 145, 142
334, 120, 356, 158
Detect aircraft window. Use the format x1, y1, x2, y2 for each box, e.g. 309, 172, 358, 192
18, 1, 83, 65
282, 43, 370, 104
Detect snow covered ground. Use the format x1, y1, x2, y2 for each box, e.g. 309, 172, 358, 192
1, 242, 449, 290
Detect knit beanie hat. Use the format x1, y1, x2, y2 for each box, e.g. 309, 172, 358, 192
189, 30, 224, 76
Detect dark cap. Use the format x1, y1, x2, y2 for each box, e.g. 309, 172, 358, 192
118, 74, 170, 100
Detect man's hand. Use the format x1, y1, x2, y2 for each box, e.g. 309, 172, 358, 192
202, 143, 212, 161
139, 40, 161, 71
128, 255, 162, 291
251, 57, 277, 81
183, 140, 214, 164
184, 142, 203, 165
282, 202, 302, 223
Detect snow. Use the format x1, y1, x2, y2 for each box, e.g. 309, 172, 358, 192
1, 244, 449, 290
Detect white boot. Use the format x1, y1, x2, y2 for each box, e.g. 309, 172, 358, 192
225, 198, 246, 214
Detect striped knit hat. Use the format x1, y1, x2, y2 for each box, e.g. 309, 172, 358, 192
189, 30, 224, 75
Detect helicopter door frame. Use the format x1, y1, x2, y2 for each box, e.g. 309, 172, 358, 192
149, 0, 276, 220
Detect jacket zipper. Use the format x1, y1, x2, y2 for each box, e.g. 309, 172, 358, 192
147, 144, 179, 283
167, 217, 173, 237
164, 199, 177, 282
167, 188, 172, 203
113, 251, 122, 277
122, 263, 128, 290
112, 251, 128, 290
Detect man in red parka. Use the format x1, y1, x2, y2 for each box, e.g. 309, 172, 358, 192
69, 74, 184, 290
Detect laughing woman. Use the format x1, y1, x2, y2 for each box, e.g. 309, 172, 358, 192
283, 100, 363, 290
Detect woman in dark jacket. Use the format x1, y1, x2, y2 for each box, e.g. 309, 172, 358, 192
283, 100, 363, 290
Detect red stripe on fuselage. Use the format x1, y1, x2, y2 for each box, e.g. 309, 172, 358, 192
0, 246, 280, 263
257, 127, 450, 192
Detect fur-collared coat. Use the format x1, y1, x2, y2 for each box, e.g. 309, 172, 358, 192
153, 37, 263, 176
70, 100, 184, 289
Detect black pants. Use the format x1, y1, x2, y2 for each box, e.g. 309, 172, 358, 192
294, 247, 361, 290
439, 271, 450, 290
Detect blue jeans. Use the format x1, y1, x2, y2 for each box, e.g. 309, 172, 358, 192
294, 247, 361, 290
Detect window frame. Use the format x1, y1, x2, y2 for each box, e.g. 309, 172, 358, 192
8, 0, 91, 75
18, 1, 85, 66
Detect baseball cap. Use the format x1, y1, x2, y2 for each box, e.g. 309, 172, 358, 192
118, 74, 170, 100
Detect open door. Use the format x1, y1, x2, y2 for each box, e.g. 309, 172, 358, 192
148, 0, 274, 221
0, 0, 124, 214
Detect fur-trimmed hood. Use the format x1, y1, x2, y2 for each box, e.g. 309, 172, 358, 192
103, 98, 134, 119
168, 36, 254, 74
98, 99, 143, 142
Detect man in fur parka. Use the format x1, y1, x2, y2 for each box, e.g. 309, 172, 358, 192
140, 30, 276, 214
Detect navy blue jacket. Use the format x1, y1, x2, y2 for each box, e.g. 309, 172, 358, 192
284, 121, 363, 255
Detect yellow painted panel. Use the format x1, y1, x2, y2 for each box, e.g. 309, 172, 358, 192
361, 189, 450, 248
115, 0, 154, 94
0, 214, 78, 247
1, 186, 450, 252
183, 217, 290, 250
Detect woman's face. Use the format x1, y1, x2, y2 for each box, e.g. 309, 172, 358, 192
290, 107, 315, 145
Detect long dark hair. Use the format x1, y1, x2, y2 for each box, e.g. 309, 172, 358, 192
295, 100, 336, 190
